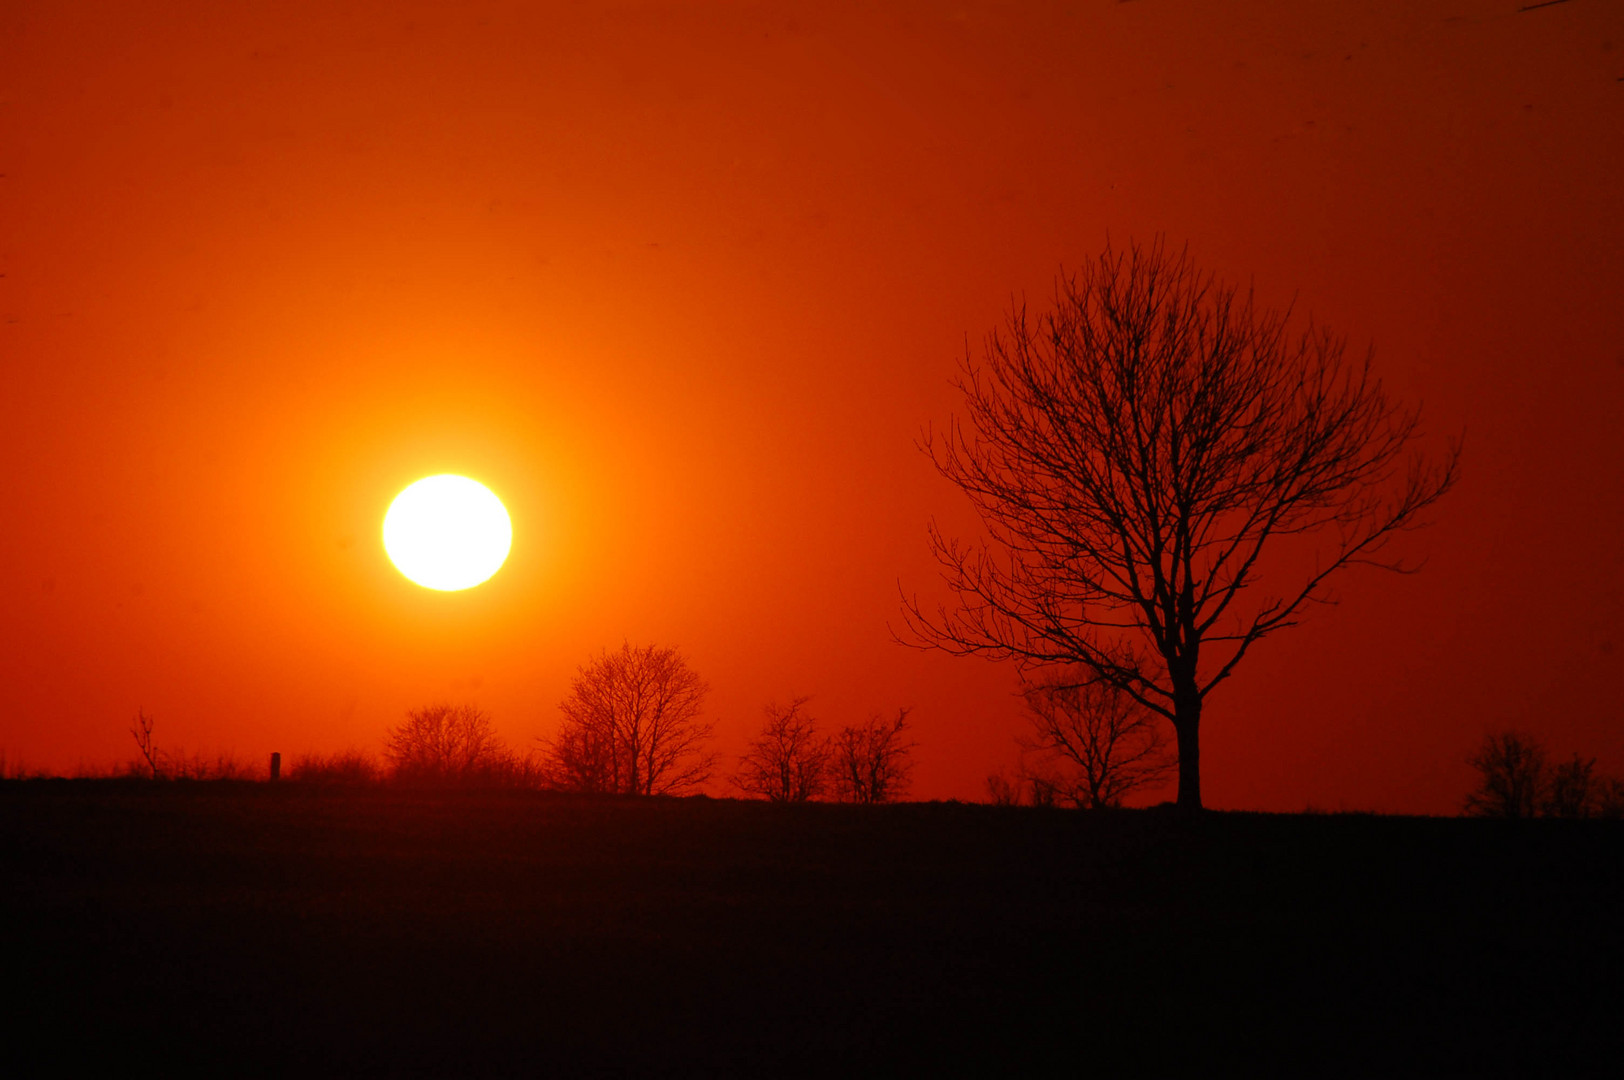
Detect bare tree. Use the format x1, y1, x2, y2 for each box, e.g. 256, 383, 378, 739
1019, 671, 1174, 809
1598, 777, 1624, 820
544, 712, 618, 794
129, 708, 162, 779
1542, 753, 1598, 819
1463, 730, 1546, 819
833, 709, 915, 804
385, 703, 511, 784
902, 239, 1458, 811
734, 697, 832, 802
544, 643, 717, 796
1028, 774, 1060, 808
985, 769, 1022, 806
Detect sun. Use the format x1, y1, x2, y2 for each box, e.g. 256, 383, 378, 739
383, 475, 512, 591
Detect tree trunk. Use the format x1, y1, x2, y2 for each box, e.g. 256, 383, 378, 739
1172, 686, 1203, 812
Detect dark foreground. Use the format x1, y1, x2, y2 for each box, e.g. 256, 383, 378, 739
3, 783, 1621, 1076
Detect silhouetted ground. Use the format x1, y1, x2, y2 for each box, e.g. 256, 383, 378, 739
3, 782, 1620, 1076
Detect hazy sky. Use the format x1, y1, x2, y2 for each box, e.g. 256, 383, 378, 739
2, 0, 1620, 811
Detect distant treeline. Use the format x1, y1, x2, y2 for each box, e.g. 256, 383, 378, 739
11, 653, 1616, 819
1463, 730, 1624, 819
67, 643, 919, 805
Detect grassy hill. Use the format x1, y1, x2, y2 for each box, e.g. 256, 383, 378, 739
4, 781, 1620, 1075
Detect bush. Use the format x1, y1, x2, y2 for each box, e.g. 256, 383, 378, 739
289, 750, 384, 786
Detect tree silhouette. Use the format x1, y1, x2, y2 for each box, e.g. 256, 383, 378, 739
385, 703, 510, 784
544, 643, 717, 796
1598, 777, 1624, 819
1543, 753, 1598, 819
833, 709, 915, 804
1019, 671, 1173, 809
1463, 730, 1546, 819
733, 697, 832, 802
902, 239, 1458, 811
129, 707, 162, 779
985, 769, 1022, 806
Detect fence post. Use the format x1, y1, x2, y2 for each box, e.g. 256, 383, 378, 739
270, 752, 281, 781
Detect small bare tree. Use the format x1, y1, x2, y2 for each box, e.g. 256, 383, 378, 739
544, 715, 618, 794
1598, 777, 1624, 820
129, 708, 162, 779
1028, 774, 1059, 808
385, 703, 511, 784
1463, 731, 1546, 819
544, 643, 717, 796
902, 239, 1459, 811
833, 709, 915, 804
985, 770, 1022, 806
1020, 672, 1174, 809
734, 697, 832, 802
1543, 753, 1598, 819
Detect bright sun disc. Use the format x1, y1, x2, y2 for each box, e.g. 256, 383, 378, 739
383, 475, 512, 591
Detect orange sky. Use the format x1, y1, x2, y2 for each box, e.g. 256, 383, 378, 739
2, 0, 1621, 812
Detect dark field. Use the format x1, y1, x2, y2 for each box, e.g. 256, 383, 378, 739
4, 783, 1621, 1076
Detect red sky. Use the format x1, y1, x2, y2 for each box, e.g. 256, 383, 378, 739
2, 0, 1620, 812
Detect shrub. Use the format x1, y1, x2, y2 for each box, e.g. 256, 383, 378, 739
289, 749, 384, 786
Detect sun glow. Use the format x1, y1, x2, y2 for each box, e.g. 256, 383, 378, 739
383, 475, 512, 591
